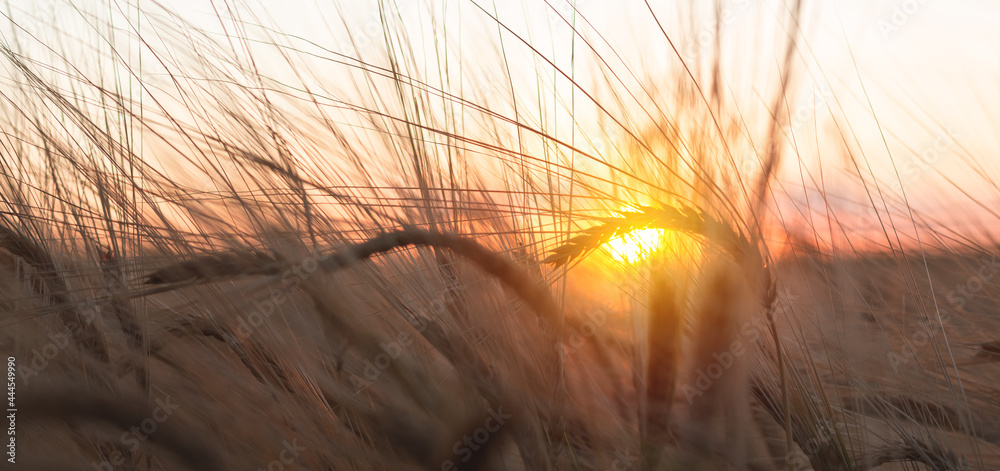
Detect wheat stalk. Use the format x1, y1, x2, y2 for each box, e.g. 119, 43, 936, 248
642, 272, 683, 468
543, 203, 752, 267
142, 229, 559, 326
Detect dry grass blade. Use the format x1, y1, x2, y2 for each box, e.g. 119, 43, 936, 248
318, 229, 561, 325
143, 250, 281, 284
143, 229, 559, 326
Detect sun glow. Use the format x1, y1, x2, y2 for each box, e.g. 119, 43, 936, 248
605, 228, 665, 263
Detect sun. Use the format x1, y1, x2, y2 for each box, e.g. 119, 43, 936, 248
604, 227, 665, 263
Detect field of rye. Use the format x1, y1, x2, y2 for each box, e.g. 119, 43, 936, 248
1, 0, 999, 470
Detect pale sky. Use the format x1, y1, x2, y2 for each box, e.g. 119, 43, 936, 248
3, 0, 999, 241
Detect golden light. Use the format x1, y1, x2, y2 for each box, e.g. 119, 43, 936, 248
604, 227, 665, 263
